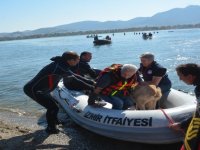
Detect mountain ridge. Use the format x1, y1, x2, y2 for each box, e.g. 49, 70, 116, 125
1, 5, 200, 38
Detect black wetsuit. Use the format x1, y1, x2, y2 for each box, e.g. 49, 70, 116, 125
23, 57, 94, 127
71, 59, 100, 79
139, 61, 172, 93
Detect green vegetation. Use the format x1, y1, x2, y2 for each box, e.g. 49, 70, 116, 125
0, 23, 200, 42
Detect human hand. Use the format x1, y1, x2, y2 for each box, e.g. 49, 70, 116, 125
169, 122, 182, 131
92, 81, 96, 85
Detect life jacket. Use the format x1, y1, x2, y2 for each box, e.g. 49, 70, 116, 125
98, 64, 122, 79
100, 64, 138, 96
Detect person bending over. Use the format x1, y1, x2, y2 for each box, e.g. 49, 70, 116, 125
88, 64, 141, 109
24, 51, 94, 134
170, 63, 200, 150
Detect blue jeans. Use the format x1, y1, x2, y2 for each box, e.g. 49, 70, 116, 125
100, 95, 133, 110
159, 78, 172, 94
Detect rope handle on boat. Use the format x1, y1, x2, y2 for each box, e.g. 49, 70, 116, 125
58, 88, 81, 113
160, 109, 185, 134
160, 108, 174, 124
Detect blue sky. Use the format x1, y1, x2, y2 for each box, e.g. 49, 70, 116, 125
0, 0, 200, 33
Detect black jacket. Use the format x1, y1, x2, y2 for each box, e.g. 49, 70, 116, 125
139, 61, 171, 92
71, 59, 98, 78
24, 56, 93, 95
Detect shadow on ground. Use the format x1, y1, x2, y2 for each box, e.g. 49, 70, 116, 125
0, 112, 182, 150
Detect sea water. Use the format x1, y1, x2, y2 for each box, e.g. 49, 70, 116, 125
0, 28, 200, 114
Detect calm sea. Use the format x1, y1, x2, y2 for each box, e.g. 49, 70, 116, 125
0, 28, 200, 114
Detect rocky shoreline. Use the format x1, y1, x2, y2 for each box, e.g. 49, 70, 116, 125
0, 110, 182, 150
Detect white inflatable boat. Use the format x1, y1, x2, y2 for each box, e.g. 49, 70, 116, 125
51, 81, 197, 144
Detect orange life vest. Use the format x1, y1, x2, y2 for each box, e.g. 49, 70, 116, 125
100, 64, 138, 96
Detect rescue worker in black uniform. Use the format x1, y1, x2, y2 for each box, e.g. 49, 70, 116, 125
138, 52, 172, 94
71, 51, 100, 79
170, 63, 200, 150
23, 51, 95, 134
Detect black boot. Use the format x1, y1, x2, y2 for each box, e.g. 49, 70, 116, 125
55, 118, 63, 125
88, 92, 97, 105
45, 125, 60, 134
88, 93, 106, 107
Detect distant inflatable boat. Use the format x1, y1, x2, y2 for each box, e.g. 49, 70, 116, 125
142, 33, 153, 40
93, 39, 111, 45
51, 81, 197, 144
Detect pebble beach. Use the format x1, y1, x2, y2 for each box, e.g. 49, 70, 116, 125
0, 109, 182, 150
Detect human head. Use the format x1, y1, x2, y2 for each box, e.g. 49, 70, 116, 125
176, 63, 200, 85
80, 51, 92, 62
140, 52, 154, 67
62, 51, 80, 66
121, 64, 138, 79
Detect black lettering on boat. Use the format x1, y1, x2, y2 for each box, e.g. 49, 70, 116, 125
106, 116, 112, 124
133, 119, 141, 126
115, 118, 123, 125
141, 118, 149, 126
111, 117, 119, 124
149, 117, 152, 126
84, 111, 103, 122
84, 112, 153, 127
123, 117, 127, 125
96, 114, 102, 122
127, 118, 134, 126
84, 112, 91, 118
103, 115, 108, 123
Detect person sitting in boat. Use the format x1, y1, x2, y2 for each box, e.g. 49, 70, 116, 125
148, 32, 153, 37
105, 35, 111, 40
23, 51, 95, 134
138, 52, 172, 95
142, 33, 148, 39
71, 51, 100, 79
88, 64, 142, 109
170, 63, 200, 150
94, 35, 98, 41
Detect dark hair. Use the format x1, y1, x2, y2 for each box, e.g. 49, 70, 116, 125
80, 51, 91, 57
176, 63, 200, 76
62, 51, 79, 61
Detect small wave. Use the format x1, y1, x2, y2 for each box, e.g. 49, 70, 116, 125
0, 107, 26, 116
183, 39, 200, 45
0, 107, 44, 117
176, 55, 190, 61
164, 58, 173, 61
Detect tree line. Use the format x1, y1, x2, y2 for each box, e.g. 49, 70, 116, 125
0, 23, 200, 42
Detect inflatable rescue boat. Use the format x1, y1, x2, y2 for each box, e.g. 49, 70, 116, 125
51, 81, 197, 144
